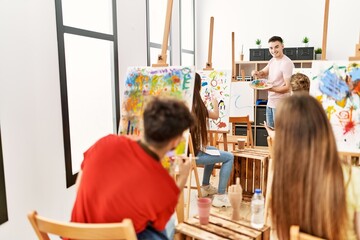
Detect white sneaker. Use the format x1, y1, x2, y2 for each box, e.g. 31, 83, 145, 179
201, 184, 218, 197
212, 194, 231, 208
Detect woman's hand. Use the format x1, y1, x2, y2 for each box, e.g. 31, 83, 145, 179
264, 121, 275, 140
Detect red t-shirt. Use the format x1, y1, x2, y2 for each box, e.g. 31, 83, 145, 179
70, 134, 180, 233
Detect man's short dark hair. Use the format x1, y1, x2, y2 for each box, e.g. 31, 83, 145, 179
143, 96, 194, 147
268, 36, 283, 43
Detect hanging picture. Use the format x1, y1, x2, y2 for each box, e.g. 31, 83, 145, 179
120, 66, 195, 172
310, 61, 360, 153
197, 70, 231, 131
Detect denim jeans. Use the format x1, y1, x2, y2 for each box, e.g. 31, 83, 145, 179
196, 146, 234, 194
266, 106, 276, 129
137, 213, 175, 240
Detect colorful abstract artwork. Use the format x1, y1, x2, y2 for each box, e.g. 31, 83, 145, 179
197, 70, 231, 131
120, 66, 195, 172
310, 61, 360, 153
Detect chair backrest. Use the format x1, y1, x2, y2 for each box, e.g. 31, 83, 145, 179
27, 211, 137, 240
290, 225, 326, 240
229, 116, 254, 148
207, 130, 228, 151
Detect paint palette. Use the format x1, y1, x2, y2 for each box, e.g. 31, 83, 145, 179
249, 79, 272, 90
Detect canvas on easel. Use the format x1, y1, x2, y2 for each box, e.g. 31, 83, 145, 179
309, 61, 360, 153
120, 66, 195, 171
197, 70, 232, 131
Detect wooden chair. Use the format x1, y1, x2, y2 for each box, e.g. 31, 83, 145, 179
290, 225, 326, 240
27, 210, 137, 240
208, 130, 228, 176
217, 116, 253, 150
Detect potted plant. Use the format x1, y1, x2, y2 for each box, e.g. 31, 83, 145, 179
315, 47, 322, 60
255, 39, 261, 48
302, 37, 309, 47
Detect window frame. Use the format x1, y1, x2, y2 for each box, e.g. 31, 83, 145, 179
54, 0, 120, 187
179, 0, 195, 66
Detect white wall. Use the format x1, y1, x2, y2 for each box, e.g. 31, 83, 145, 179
0, 0, 147, 239
0, 0, 77, 238
195, 0, 360, 69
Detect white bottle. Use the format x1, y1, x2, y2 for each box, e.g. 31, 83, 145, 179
251, 188, 265, 229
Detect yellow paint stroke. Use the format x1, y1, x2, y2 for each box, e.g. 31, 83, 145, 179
326, 105, 336, 120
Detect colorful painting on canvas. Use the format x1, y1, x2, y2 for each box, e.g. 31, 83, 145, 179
197, 70, 231, 131
120, 66, 195, 172
310, 61, 360, 153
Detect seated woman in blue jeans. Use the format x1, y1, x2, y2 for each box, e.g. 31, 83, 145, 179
190, 73, 234, 208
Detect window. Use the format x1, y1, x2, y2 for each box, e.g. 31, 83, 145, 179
55, 0, 119, 187
180, 0, 195, 66
146, 0, 172, 66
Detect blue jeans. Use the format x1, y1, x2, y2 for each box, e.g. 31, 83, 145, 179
266, 106, 276, 129
137, 214, 175, 240
196, 146, 234, 194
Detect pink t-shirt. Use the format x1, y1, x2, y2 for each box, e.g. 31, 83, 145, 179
267, 55, 294, 108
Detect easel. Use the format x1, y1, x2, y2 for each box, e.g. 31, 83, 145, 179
349, 32, 360, 61
321, 0, 330, 60
152, 0, 173, 67
203, 17, 214, 70
146, 0, 199, 224
231, 32, 245, 81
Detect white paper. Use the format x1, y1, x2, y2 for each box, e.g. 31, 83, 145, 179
204, 149, 220, 156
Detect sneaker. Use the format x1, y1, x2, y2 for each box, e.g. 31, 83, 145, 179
201, 184, 218, 197
212, 194, 231, 208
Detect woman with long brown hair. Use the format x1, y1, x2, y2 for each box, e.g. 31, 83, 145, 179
191, 73, 234, 207
270, 93, 360, 239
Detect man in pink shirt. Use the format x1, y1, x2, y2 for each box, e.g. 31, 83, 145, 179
251, 36, 294, 128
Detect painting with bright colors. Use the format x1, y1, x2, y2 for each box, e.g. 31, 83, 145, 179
120, 66, 195, 172
310, 61, 360, 153
197, 70, 231, 131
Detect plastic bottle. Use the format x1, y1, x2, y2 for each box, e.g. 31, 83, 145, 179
251, 188, 265, 229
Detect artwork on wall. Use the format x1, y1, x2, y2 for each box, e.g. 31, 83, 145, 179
310, 61, 360, 153
120, 66, 195, 172
197, 70, 231, 130
0, 127, 9, 224
229, 81, 255, 121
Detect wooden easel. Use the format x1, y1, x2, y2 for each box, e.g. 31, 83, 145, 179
349, 33, 360, 61
321, 0, 330, 60
232, 32, 235, 81
152, 0, 173, 67
203, 17, 214, 70
231, 32, 245, 81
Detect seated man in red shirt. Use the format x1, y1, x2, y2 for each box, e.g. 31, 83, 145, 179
70, 96, 194, 240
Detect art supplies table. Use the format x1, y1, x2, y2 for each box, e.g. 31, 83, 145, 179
176, 203, 270, 240
231, 148, 270, 201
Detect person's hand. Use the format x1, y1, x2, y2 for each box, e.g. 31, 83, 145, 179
175, 155, 191, 189
264, 121, 275, 140
251, 70, 258, 78
211, 97, 218, 107
177, 155, 191, 177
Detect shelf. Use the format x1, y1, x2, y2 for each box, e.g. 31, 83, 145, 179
235, 60, 313, 147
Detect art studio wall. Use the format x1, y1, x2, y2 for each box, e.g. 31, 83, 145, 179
195, 0, 360, 69
0, 0, 149, 239
0, 0, 359, 239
